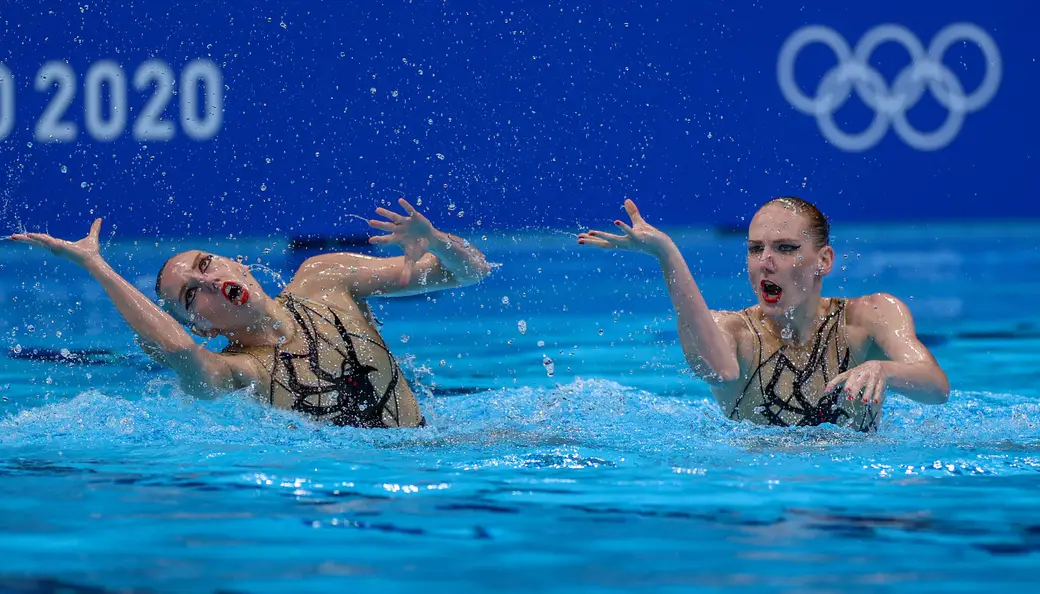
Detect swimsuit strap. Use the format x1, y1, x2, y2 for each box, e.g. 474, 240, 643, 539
729, 310, 763, 419
232, 293, 403, 428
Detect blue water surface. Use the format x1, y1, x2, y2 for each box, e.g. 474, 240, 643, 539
1, 221, 1039, 593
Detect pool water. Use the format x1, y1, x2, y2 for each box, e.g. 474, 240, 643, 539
1, 221, 1039, 593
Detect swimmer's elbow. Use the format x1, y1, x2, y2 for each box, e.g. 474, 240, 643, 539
929, 367, 951, 403
934, 377, 951, 404
918, 388, 950, 405
913, 374, 950, 405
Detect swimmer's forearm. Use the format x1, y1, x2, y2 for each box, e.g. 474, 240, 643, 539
656, 244, 739, 382
427, 230, 492, 283
83, 257, 197, 352
882, 361, 950, 404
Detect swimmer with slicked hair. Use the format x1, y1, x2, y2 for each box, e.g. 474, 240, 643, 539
10, 199, 492, 428
578, 197, 949, 432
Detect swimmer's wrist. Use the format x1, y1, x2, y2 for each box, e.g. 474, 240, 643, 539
427, 230, 453, 253
81, 254, 110, 275
651, 239, 680, 262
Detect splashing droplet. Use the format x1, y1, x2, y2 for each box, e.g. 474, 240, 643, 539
542, 355, 555, 377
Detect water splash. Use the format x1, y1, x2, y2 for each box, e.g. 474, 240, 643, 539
342, 213, 372, 224
3, 379, 1036, 471
247, 263, 289, 290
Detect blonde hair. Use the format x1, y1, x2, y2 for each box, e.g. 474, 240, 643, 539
760, 196, 830, 248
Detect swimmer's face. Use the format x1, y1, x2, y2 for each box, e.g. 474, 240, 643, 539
156, 250, 262, 336
747, 204, 834, 312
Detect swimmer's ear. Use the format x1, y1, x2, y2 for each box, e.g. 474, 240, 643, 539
817, 245, 835, 276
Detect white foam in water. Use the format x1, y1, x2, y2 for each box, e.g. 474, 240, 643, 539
1, 378, 1037, 480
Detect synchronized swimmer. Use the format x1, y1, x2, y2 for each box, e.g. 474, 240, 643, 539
10, 199, 491, 428
578, 197, 949, 432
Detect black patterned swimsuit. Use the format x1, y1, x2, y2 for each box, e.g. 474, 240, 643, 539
231, 294, 419, 428
729, 299, 880, 433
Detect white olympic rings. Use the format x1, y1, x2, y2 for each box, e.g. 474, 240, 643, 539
777, 23, 1002, 151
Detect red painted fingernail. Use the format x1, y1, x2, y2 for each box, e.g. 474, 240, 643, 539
578, 240, 585, 244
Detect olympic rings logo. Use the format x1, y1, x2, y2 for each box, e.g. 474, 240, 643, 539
777, 23, 1002, 152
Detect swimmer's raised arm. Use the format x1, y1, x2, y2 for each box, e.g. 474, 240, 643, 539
825, 293, 950, 406
578, 199, 741, 383
9, 220, 259, 398
303, 198, 492, 298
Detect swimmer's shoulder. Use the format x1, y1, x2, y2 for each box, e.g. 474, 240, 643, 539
842, 293, 908, 328
279, 258, 363, 309
839, 293, 915, 353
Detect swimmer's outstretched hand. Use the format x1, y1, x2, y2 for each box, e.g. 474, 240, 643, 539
8, 218, 104, 268
368, 198, 439, 285
577, 199, 674, 258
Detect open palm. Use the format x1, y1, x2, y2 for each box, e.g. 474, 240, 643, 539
9, 218, 104, 267
368, 198, 440, 285
577, 199, 673, 258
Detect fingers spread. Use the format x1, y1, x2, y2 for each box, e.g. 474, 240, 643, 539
25, 233, 60, 248
9, 234, 53, 251
624, 199, 644, 224
871, 377, 887, 405
375, 206, 405, 223
368, 219, 396, 232
843, 376, 865, 402
577, 236, 615, 249
586, 230, 626, 242
860, 380, 877, 405
615, 219, 635, 236
825, 372, 848, 393
397, 198, 419, 216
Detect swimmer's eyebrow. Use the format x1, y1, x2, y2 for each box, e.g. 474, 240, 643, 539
178, 252, 204, 306
747, 238, 801, 244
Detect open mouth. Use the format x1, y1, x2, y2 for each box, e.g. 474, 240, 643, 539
222, 281, 249, 306
761, 280, 783, 304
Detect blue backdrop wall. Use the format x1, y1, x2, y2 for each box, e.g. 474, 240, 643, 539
0, 0, 1034, 239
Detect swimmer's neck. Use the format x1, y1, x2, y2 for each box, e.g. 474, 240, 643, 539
221, 297, 297, 348
760, 294, 830, 345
